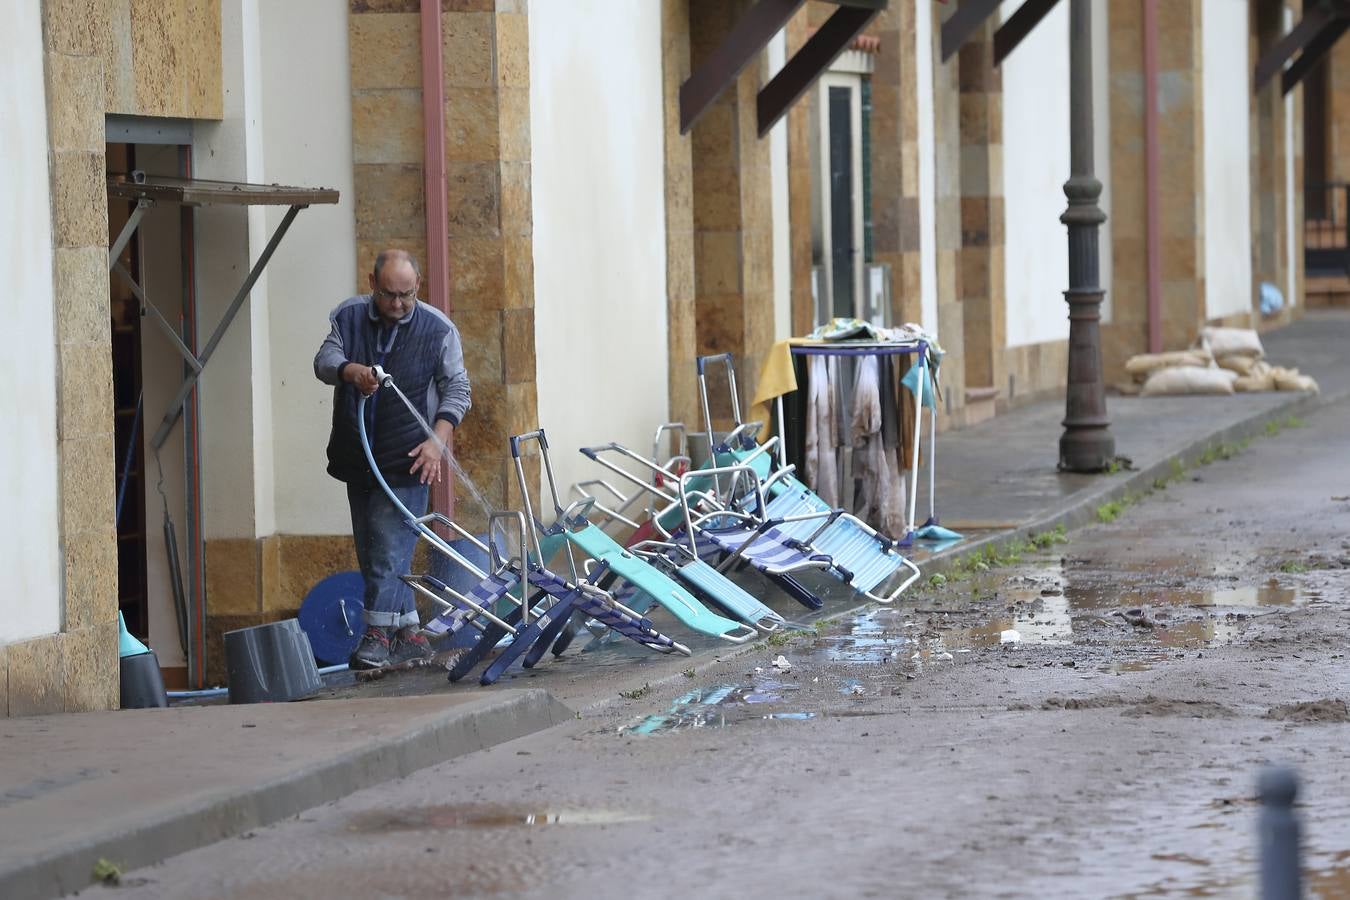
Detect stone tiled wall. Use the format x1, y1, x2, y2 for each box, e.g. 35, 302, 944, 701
202, 535, 358, 685
871, 3, 925, 330
956, 20, 1005, 401
1104, 0, 1207, 381
5, 0, 123, 717
347, 0, 538, 534
99, 0, 223, 118
786, 10, 815, 339
688, 0, 776, 424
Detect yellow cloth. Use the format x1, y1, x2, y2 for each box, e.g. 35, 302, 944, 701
747, 339, 798, 432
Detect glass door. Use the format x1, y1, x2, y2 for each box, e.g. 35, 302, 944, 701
815, 73, 864, 324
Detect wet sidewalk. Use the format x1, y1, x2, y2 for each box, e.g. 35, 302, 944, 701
930, 310, 1350, 546
2, 312, 1346, 900
0, 691, 570, 900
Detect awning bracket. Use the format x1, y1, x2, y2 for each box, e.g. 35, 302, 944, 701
148, 204, 304, 450
678, 0, 886, 138
992, 0, 1060, 66
757, 2, 882, 136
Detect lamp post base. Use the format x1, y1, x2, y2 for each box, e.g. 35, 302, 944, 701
1059, 425, 1115, 473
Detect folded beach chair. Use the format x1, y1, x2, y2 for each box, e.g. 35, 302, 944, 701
579, 441, 832, 612
573, 422, 694, 543
512, 429, 760, 645
356, 392, 689, 686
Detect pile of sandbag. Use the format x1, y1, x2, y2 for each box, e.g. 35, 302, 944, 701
1123, 326, 1318, 397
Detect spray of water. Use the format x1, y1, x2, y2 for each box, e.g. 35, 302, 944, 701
376, 376, 498, 528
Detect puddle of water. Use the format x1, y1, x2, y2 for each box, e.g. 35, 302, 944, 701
813, 610, 910, 663
623, 679, 811, 735
1099, 655, 1170, 674
349, 805, 649, 831
928, 557, 1304, 652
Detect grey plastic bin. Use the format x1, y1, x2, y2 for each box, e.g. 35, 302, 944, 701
224, 618, 322, 704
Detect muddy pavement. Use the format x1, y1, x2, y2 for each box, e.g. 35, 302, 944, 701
119, 402, 1350, 899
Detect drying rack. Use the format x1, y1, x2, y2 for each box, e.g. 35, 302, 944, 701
779, 339, 941, 544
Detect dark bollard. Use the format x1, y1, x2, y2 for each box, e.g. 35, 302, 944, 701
1258, 765, 1302, 900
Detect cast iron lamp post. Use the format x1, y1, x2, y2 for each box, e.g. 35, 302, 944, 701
1059, 0, 1115, 471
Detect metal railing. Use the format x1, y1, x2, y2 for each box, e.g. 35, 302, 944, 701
1305, 182, 1350, 276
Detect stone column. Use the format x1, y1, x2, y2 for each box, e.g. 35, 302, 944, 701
661, 0, 699, 428
18, 0, 122, 714
956, 19, 1005, 406
688, 0, 776, 424
1103, 0, 1206, 380
785, 9, 815, 338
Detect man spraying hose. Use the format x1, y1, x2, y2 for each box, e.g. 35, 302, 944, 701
314, 249, 472, 670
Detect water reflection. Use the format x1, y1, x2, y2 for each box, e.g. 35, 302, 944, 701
623, 678, 811, 735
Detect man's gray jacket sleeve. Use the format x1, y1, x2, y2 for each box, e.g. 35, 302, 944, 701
435, 322, 472, 428
314, 314, 349, 386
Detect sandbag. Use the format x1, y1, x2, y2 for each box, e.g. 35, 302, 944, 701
1217, 354, 1256, 376
1124, 350, 1212, 382
1271, 366, 1319, 393
1141, 365, 1237, 397
1234, 371, 1274, 392
1198, 326, 1264, 360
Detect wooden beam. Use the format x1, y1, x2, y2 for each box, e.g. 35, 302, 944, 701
756, 3, 881, 136
992, 0, 1060, 66
1254, 4, 1334, 89
940, 0, 1002, 62
1282, 16, 1350, 94
679, 0, 807, 134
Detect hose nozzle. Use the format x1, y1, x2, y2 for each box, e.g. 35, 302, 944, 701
371, 365, 394, 389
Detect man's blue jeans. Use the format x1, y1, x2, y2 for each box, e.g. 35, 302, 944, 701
347, 481, 428, 629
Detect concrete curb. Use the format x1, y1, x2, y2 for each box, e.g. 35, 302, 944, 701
2, 689, 573, 900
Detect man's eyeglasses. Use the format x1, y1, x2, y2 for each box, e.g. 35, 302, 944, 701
374, 288, 416, 302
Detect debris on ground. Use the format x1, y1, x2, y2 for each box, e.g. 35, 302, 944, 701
92, 858, 122, 885
1265, 699, 1350, 723
771, 655, 792, 672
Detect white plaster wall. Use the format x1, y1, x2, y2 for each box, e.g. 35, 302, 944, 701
0, 0, 61, 644
1202, 0, 1253, 320
529, 2, 668, 502
258, 0, 357, 534
1003, 0, 1071, 348
916, 0, 939, 333
769, 32, 792, 341
193, 0, 270, 540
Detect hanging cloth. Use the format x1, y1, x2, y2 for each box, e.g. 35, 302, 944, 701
805, 354, 840, 508
851, 357, 907, 535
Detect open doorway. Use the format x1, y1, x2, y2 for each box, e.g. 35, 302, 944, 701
107, 140, 198, 688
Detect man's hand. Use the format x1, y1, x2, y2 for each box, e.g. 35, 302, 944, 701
408, 420, 455, 485
408, 436, 444, 485
344, 364, 380, 396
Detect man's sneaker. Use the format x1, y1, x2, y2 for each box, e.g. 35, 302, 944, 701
389, 627, 434, 665
350, 626, 390, 670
